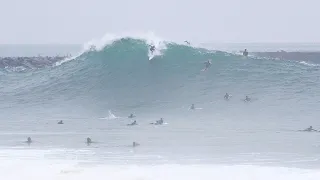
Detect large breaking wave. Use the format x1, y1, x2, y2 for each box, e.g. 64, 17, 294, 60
0, 33, 319, 113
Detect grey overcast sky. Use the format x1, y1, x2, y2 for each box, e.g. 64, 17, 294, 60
1, 0, 319, 44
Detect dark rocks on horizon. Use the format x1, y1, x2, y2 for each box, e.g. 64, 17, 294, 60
0, 55, 71, 69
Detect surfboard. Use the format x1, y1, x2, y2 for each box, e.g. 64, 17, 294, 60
149, 54, 155, 60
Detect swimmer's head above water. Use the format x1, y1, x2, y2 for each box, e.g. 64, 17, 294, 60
27, 137, 32, 143
133, 142, 140, 147
305, 126, 315, 131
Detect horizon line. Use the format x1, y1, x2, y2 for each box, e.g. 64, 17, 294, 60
1, 42, 320, 45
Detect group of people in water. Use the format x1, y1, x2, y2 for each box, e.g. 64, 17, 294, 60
24, 92, 319, 147
149, 42, 248, 72
24, 46, 318, 148
24, 124, 319, 147
222, 93, 250, 102
127, 116, 164, 126
125, 93, 252, 132
25, 114, 164, 147
25, 136, 141, 147
148, 41, 249, 56
24, 45, 316, 149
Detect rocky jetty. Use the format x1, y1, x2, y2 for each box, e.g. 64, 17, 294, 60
0, 55, 70, 69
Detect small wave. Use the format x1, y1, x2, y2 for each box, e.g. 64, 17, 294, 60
4, 66, 27, 72
299, 61, 320, 67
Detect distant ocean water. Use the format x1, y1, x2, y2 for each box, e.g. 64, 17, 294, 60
1, 33, 320, 180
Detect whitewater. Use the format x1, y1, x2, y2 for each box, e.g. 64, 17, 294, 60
1, 33, 320, 180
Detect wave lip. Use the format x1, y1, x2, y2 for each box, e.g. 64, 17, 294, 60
54, 31, 193, 66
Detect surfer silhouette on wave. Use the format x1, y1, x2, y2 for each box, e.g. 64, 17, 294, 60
149, 45, 155, 54
202, 60, 212, 71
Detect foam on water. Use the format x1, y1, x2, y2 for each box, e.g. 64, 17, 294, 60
98, 110, 120, 120
1, 155, 319, 180
299, 61, 320, 67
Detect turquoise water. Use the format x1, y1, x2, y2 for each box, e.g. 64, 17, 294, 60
1, 37, 320, 180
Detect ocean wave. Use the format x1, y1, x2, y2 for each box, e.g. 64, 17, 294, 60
299, 61, 320, 67
0, 33, 319, 111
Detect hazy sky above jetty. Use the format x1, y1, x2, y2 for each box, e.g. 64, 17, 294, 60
1, 0, 320, 44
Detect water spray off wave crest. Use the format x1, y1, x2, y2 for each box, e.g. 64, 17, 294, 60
55, 32, 171, 66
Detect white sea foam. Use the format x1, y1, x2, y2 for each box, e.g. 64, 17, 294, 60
299, 61, 319, 67
1, 158, 319, 180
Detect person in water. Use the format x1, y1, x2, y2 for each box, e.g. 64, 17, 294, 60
224, 93, 230, 100
149, 45, 155, 54
128, 114, 136, 118
86, 137, 92, 145
26, 137, 32, 144
133, 142, 140, 147
303, 126, 317, 132
190, 104, 195, 110
203, 60, 212, 71
184, 40, 190, 45
244, 96, 251, 102
155, 118, 164, 125
58, 120, 63, 124
127, 120, 137, 126
151, 118, 164, 125
243, 49, 248, 56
